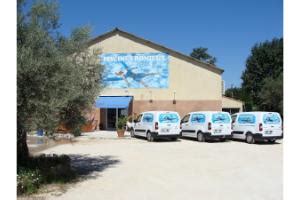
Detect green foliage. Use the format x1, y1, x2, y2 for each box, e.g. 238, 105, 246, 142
17, 168, 42, 195
116, 116, 128, 130
17, 0, 103, 159
190, 47, 217, 65
17, 154, 75, 195
72, 126, 82, 137
241, 38, 283, 114
259, 73, 283, 114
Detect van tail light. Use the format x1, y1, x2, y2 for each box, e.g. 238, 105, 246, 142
155, 122, 159, 130
180, 123, 182, 129
259, 123, 263, 132
208, 122, 212, 131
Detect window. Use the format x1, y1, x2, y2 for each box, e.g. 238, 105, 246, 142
136, 114, 143, 123
181, 114, 190, 123
159, 113, 179, 123
237, 114, 256, 124
191, 114, 206, 123
263, 113, 281, 124
212, 113, 231, 124
142, 113, 154, 123
231, 115, 237, 123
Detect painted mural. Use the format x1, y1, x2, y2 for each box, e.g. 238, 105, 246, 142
100, 53, 169, 88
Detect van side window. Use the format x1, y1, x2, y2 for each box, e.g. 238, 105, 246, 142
142, 113, 154, 123
237, 114, 256, 124
136, 114, 143, 123
181, 115, 190, 123
191, 114, 205, 123
231, 115, 237, 123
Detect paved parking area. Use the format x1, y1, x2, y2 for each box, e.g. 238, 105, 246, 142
38, 131, 282, 200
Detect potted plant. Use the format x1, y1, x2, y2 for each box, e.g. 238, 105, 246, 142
116, 116, 127, 137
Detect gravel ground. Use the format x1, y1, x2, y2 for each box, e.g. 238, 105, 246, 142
31, 131, 282, 200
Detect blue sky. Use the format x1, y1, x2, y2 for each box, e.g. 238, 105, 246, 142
56, 0, 282, 88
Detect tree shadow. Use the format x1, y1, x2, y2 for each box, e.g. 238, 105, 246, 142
69, 154, 120, 180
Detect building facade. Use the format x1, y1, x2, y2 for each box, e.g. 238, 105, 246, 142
222, 96, 244, 114
87, 28, 240, 130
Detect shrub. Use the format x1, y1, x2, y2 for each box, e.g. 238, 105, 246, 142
116, 116, 127, 130
17, 168, 42, 195
17, 154, 76, 195
72, 126, 82, 137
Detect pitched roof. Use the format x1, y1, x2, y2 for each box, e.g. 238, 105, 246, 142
88, 28, 224, 74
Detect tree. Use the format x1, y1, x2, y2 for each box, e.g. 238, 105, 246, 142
190, 47, 217, 65
259, 73, 283, 114
17, 0, 102, 163
241, 38, 283, 114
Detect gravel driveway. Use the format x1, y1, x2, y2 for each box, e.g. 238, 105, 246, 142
37, 131, 282, 200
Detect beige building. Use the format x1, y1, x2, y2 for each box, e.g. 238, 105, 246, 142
87, 28, 242, 130
222, 96, 244, 114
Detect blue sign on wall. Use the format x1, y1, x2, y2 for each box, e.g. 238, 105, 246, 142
100, 53, 169, 88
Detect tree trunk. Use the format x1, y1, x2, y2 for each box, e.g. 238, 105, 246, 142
17, 121, 29, 165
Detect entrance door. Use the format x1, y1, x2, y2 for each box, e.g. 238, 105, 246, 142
106, 108, 128, 130
107, 109, 117, 129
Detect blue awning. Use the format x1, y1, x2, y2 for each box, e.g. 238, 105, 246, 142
95, 96, 132, 108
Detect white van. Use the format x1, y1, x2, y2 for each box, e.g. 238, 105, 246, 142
181, 111, 232, 142
129, 111, 181, 142
231, 112, 283, 144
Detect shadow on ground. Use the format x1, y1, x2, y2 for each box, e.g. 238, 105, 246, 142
133, 136, 181, 143
69, 154, 120, 180
230, 138, 282, 145
180, 136, 231, 143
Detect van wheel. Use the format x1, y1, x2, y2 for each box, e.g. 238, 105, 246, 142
130, 129, 135, 137
268, 139, 276, 144
147, 132, 154, 142
246, 133, 255, 144
197, 132, 205, 142
171, 137, 178, 141
219, 138, 226, 142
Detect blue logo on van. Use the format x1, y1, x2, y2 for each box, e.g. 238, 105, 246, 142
263, 113, 281, 124
159, 113, 179, 123
143, 113, 153, 123
238, 114, 256, 124
212, 113, 230, 124
142, 113, 154, 123
191, 114, 206, 123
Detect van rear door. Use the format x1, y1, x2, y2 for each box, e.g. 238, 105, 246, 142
262, 113, 282, 137
158, 112, 180, 135
211, 112, 231, 136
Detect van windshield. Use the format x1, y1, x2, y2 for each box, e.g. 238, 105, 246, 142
159, 113, 179, 123
212, 113, 230, 124
263, 113, 281, 124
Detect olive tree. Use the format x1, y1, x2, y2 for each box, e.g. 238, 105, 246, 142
17, 0, 102, 163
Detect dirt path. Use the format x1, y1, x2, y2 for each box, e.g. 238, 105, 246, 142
30, 134, 282, 200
